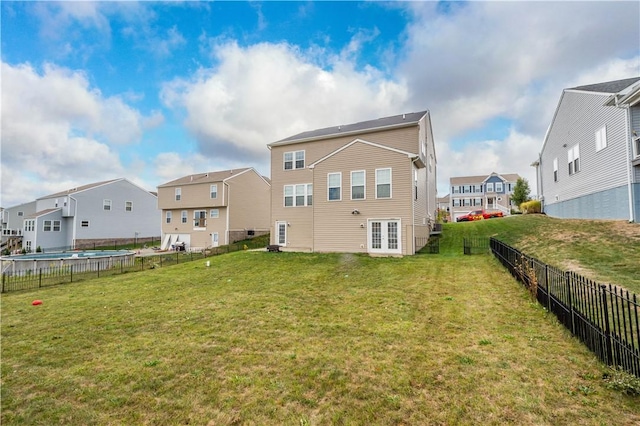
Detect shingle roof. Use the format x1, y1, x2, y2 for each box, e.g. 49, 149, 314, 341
38, 179, 121, 200
157, 168, 251, 188
272, 111, 429, 145
26, 208, 60, 219
570, 77, 640, 94
450, 173, 521, 185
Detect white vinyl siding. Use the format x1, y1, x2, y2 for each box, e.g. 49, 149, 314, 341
351, 170, 365, 200
375, 168, 391, 199
328, 173, 342, 201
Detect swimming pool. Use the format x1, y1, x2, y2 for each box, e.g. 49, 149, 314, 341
1, 250, 135, 275
12, 250, 128, 260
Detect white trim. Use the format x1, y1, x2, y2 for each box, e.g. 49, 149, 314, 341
375, 168, 392, 199
351, 170, 366, 200
309, 138, 420, 168
275, 221, 287, 245
328, 172, 342, 201
367, 218, 402, 255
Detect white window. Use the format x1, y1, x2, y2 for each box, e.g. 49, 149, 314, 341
103, 199, 112, 211
452, 186, 460, 194
55, 199, 58, 208
125, 201, 133, 212
210, 209, 219, 218
453, 199, 460, 207
24, 220, 34, 232
210, 184, 218, 199
81, 221, 89, 227
595, 125, 607, 152
553, 158, 558, 182
166, 211, 172, 224
486, 182, 494, 192
463, 198, 471, 206
193, 210, 206, 228
328, 173, 342, 201
496, 182, 503, 193
568, 144, 580, 175
414, 170, 419, 200
284, 185, 294, 207
53, 220, 61, 232
474, 198, 482, 206
284, 150, 305, 170
43, 220, 52, 232
25, 240, 31, 252
351, 171, 365, 200
181, 210, 188, 224
474, 185, 482, 193
376, 168, 391, 199
175, 188, 181, 201
285, 184, 312, 206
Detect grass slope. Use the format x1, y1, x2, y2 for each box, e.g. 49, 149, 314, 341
441, 215, 640, 293
2, 243, 639, 424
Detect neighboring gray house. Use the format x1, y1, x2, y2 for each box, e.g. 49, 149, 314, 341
1, 201, 36, 253
20, 178, 160, 252
534, 77, 640, 221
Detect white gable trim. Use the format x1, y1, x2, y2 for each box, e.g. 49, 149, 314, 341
223, 167, 271, 187
308, 138, 420, 169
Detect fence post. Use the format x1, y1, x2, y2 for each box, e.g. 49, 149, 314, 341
545, 265, 551, 312
2, 273, 5, 293
39, 268, 42, 288
70, 264, 73, 283
565, 271, 575, 335
600, 284, 614, 366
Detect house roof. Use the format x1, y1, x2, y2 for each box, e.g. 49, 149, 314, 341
569, 77, 640, 94
26, 208, 60, 219
270, 111, 429, 146
450, 173, 520, 185
39, 179, 121, 200
157, 168, 253, 188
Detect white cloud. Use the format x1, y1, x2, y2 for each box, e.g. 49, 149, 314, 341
161, 39, 408, 162
0, 61, 151, 206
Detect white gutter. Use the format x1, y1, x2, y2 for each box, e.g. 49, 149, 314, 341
613, 94, 635, 222
223, 182, 230, 245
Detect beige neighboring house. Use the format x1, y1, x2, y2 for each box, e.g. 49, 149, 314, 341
157, 168, 270, 251
449, 172, 521, 221
268, 111, 437, 256
437, 194, 451, 221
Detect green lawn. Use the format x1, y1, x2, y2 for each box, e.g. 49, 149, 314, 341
2, 220, 640, 425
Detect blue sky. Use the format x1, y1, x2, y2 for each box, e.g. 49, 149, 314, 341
2, 1, 639, 206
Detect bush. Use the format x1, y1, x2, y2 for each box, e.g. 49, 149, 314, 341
36, 246, 42, 253
603, 367, 640, 396
520, 200, 541, 214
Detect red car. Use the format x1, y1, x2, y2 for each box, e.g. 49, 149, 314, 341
456, 209, 503, 222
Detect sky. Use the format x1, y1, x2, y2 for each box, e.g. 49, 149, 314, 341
1, 0, 639, 207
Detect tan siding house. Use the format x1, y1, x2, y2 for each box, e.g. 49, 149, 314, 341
269, 111, 437, 255
449, 172, 521, 221
157, 168, 270, 251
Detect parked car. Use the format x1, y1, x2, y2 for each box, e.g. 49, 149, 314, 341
456, 209, 503, 222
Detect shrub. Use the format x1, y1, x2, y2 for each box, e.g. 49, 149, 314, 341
603, 367, 640, 396
520, 200, 541, 214
36, 246, 42, 253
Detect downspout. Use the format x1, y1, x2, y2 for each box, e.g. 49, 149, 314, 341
616, 95, 635, 222
411, 158, 421, 255
224, 182, 230, 245
69, 195, 77, 249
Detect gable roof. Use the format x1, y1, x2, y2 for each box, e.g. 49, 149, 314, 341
38, 179, 121, 200
308, 138, 424, 168
157, 167, 263, 188
569, 77, 640, 94
450, 173, 520, 185
270, 111, 429, 146
26, 208, 61, 219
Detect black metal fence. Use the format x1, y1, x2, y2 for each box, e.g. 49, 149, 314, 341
490, 237, 640, 378
416, 236, 440, 254
463, 237, 490, 255
1, 240, 267, 293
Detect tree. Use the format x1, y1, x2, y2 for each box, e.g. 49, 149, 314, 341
511, 177, 531, 208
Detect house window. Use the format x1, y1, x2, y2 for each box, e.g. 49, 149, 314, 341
453, 199, 460, 207
486, 182, 494, 192
43, 220, 52, 232
193, 210, 206, 228
474, 185, 482, 193
474, 198, 482, 206
414, 170, 419, 200
210, 209, 219, 218
328, 173, 342, 201
17, 211, 24, 217
103, 199, 112, 211
25, 240, 31, 252
53, 220, 61, 232
376, 168, 391, 199
81, 221, 89, 227
181, 210, 188, 224
452, 186, 460, 194
595, 125, 607, 152
553, 158, 558, 182
166, 211, 172, 224
351, 171, 365, 200
568, 144, 580, 175
463, 198, 471, 206
175, 188, 181, 201
285, 184, 312, 206
55, 199, 58, 208
210, 184, 218, 199
24, 220, 34, 232
496, 182, 503, 193
125, 201, 133, 212
284, 150, 305, 170
284, 185, 294, 207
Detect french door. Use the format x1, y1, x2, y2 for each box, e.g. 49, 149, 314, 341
368, 219, 401, 254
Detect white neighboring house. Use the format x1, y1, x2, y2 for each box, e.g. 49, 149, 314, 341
19, 178, 160, 252
1, 201, 37, 253
534, 77, 640, 221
